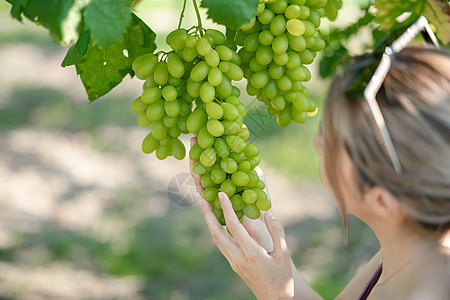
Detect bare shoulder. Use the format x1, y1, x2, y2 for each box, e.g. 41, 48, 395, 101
334, 250, 382, 300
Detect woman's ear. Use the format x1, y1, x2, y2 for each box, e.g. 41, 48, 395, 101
363, 186, 399, 218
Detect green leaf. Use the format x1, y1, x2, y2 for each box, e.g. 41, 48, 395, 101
20, 0, 89, 45
10, 0, 29, 21
374, 0, 426, 31
201, 0, 259, 29
84, 0, 132, 48
75, 41, 129, 101
423, 0, 450, 45
73, 14, 156, 101
61, 30, 90, 67
319, 44, 348, 78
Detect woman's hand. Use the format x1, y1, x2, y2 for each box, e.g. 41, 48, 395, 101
189, 137, 294, 299
189, 137, 273, 251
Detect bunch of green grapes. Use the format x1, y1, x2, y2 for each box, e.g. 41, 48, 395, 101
132, 27, 271, 224
235, 0, 328, 127
131, 43, 194, 160
324, 0, 342, 21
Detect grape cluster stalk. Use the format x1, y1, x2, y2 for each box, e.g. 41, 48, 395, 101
132, 25, 270, 224
236, 0, 340, 127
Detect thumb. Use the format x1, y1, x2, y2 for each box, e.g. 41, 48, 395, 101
264, 210, 289, 256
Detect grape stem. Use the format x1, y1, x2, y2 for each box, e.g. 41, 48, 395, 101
192, 0, 203, 35
178, 0, 187, 29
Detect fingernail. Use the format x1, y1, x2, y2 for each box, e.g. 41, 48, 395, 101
218, 192, 227, 203
266, 210, 276, 220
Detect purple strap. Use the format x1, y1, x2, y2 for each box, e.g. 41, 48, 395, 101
357, 263, 383, 300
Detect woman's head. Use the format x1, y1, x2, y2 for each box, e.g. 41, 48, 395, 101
319, 45, 450, 233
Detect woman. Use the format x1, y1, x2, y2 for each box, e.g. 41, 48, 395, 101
189, 41, 450, 298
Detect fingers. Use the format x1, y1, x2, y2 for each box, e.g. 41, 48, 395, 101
219, 192, 261, 250
243, 216, 274, 253
200, 197, 239, 259
254, 165, 264, 178
264, 210, 289, 259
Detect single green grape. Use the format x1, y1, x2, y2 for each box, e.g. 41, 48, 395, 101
196, 37, 212, 56
221, 102, 240, 121
215, 138, 230, 158
200, 147, 217, 167
131, 97, 148, 113
190, 61, 210, 82
207, 119, 225, 137
208, 67, 223, 87
231, 171, 250, 186
146, 99, 165, 122
154, 61, 169, 86
200, 82, 216, 103
285, 4, 301, 19
165, 99, 181, 117
210, 165, 227, 184
167, 52, 184, 78
220, 179, 236, 197
186, 108, 206, 133
269, 15, 286, 36
206, 102, 224, 119
286, 19, 306, 36
221, 157, 238, 174
162, 85, 177, 102
171, 138, 186, 160
243, 203, 260, 219
192, 161, 211, 175
142, 132, 159, 153
203, 188, 219, 202
272, 34, 289, 55
201, 173, 218, 188
152, 120, 168, 140
197, 126, 215, 149
230, 194, 245, 211
189, 143, 203, 161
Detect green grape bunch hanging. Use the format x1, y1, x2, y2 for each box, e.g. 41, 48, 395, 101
236, 0, 340, 127
129, 0, 341, 224
130, 1, 270, 225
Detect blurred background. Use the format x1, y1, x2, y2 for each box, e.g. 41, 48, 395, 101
0, 0, 379, 299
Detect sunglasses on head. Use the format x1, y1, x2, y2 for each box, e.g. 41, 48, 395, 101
345, 16, 440, 174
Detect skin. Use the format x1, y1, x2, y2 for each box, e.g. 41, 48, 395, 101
189, 132, 450, 299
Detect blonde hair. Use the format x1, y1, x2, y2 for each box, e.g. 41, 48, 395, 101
322, 46, 450, 232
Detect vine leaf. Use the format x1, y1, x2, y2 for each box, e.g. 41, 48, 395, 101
84, 0, 133, 48
374, 0, 426, 31
11, 0, 89, 46
10, 0, 29, 21
61, 31, 91, 67
201, 0, 259, 29
65, 14, 156, 101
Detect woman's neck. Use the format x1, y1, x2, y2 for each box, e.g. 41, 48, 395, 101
373, 223, 449, 295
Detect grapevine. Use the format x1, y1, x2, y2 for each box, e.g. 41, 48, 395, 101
131, 0, 272, 224
5, 0, 446, 226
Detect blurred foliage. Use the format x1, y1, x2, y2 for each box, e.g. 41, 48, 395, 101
319, 0, 449, 80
